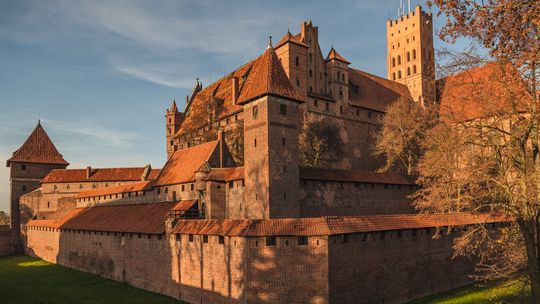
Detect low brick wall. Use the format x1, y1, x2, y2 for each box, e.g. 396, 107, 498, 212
0, 230, 12, 256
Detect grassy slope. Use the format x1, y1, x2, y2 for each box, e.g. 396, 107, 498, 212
409, 279, 531, 304
0, 255, 186, 304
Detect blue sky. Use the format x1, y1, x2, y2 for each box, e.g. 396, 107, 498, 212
0, 0, 471, 213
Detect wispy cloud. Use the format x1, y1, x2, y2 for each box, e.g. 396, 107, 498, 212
110, 59, 199, 89
45, 119, 140, 149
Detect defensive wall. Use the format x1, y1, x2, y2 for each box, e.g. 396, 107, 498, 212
24, 204, 503, 304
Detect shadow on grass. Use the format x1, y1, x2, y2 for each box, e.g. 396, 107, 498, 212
408, 278, 531, 304
0, 255, 186, 304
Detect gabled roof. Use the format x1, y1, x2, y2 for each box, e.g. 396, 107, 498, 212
175, 47, 303, 137
42, 167, 160, 183
7, 121, 69, 166
153, 140, 219, 186
325, 47, 350, 64
75, 181, 152, 199
437, 63, 530, 122
171, 213, 507, 237
348, 68, 413, 112
237, 47, 304, 104
299, 167, 415, 185
275, 31, 309, 49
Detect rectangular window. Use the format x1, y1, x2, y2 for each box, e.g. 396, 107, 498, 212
190, 184, 194, 191
266, 236, 276, 246
229, 181, 233, 188
175, 234, 180, 241
252, 105, 258, 119
298, 236, 308, 246
219, 236, 225, 244
181, 185, 185, 191
21, 164, 26, 171
189, 234, 194, 242
282, 137, 286, 146
203, 235, 208, 243
254, 138, 257, 147
280, 104, 287, 115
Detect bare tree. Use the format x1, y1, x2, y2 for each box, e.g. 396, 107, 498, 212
225, 120, 244, 166
300, 119, 343, 167
417, 0, 540, 296
374, 97, 436, 175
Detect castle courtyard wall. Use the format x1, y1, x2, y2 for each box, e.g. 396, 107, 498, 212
299, 180, 416, 217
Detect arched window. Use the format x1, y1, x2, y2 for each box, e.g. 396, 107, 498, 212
337, 71, 340, 79
397, 55, 401, 65
392, 72, 396, 80
407, 67, 411, 76
413, 49, 417, 59
413, 65, 417, 74
407, 52, 410, 61
398, 71, 402, 79
168, 128, 171, 135
295, 56, 299, 67
392, 57, 395, 67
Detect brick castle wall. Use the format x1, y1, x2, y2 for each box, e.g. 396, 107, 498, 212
25, 226, 474, 304
299, 180, 417, 217
0, 230, 11, 256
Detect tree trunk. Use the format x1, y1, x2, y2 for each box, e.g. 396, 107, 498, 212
520, 221, 540, 302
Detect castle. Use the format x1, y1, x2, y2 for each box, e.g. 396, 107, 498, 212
2, 6, 504, 304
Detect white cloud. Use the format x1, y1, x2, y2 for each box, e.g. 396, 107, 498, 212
44, 118, 140, 149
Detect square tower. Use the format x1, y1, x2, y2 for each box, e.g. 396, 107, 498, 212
387, 6, 435, 106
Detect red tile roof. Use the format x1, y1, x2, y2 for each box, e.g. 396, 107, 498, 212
153, 140, 219, 186
7, 121, 69, 166
348, 68, 413, 112
27, 202, 179, 234
41, 167, 160, 183
172, 200, 197, 211
75, 181, 152, 199
299, 167, 415, 185
325, 47, 351, 64
237, 47, 304, 104
171, 213, 507, 237
437, 63, 531, 122
205, 167, 244, 181
275, 31, 309, 49
175, 47, 304, 138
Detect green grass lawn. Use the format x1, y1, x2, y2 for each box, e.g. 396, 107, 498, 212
0, 255, 186, 304
409, 279, 531, 304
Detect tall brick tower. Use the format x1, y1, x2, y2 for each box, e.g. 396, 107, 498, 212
165, 99, 184, 158
239, 41, 304, 219
6, 121, 69, 252
387, 5, 435, 106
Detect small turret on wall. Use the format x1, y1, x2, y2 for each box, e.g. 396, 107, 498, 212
165, 99, 184, 158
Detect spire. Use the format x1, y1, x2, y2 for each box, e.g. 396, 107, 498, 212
326, 46, 351, 64
267, 35, 273, 50
236, 46, 304, 104
7, 122, 69, 166
171, 99, 178, 112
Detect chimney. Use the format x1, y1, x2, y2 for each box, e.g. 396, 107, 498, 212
141, 164, 152, 181
86, 166, 92, 179
232, 77, 239, 103
217, 130, 225, 168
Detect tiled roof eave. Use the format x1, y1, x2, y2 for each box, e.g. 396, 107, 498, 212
237, 92, 305, 105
